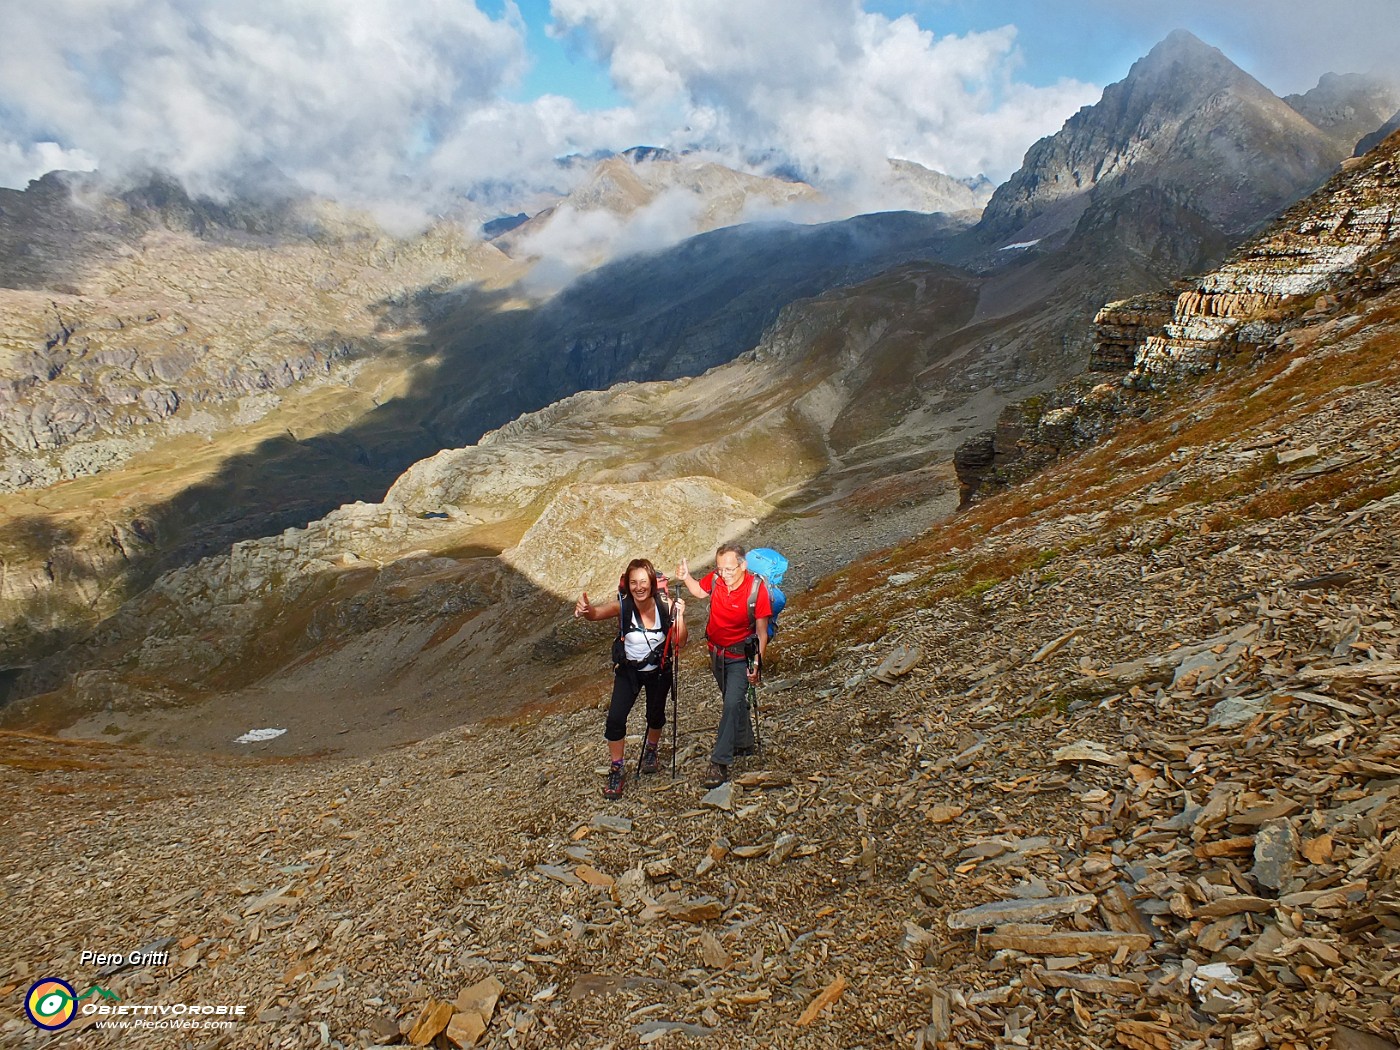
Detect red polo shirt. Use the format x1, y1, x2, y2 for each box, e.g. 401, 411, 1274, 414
698, 570, 773, 648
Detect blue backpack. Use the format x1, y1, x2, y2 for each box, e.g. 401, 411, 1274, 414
745, 547, 788, 640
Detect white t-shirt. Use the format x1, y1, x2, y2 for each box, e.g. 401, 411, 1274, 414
623, 602, 667, 670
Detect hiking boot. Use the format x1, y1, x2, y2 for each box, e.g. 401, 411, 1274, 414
603, 762, 626, 800
703, 762, 729, 788
640, 742, 660, 774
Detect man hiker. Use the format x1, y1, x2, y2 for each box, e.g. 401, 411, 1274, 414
677, 544, 772, 788
576, 558, 687, 800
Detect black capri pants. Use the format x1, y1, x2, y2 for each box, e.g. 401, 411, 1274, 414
604, 665, 671, 741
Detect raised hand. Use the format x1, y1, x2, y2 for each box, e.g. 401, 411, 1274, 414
574, 592, 592, 619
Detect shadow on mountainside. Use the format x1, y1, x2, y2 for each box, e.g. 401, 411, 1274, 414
2, 547, 595, 755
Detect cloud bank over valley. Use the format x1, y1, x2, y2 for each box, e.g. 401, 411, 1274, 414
0, 1, 1095, 224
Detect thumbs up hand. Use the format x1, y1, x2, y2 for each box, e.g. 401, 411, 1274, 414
574, 592, 592, 619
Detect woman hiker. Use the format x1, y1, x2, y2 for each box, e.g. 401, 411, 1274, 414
575, 558, 688, 800
677, 543, 772, 789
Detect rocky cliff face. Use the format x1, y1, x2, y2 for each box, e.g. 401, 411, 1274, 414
979, 31, 1354, 245
1096, 129, 1400, 379
1284, 72, 1400, 153
958, 129, 1400, 501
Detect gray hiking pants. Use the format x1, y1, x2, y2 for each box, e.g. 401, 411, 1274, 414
710, 653, 756, 765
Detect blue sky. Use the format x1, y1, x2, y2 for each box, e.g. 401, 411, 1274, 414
487, 0, 1148, 106
482, 0, 625, 109
486, 0, 1396, 109
0, 0, 1395, 216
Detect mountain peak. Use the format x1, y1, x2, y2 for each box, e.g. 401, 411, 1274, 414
1124, 28, 1256, 94
1285, 72, 1400, 152
1146, 28, 1214, 60
978, 32, 1343, 243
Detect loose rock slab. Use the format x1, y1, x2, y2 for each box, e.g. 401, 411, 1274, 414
948, 894, 1098, 930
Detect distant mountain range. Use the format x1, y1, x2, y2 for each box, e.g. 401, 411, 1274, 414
485, 149, 990, 266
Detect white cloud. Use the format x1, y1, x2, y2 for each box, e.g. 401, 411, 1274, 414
0, 0, 539, 202
550, 0, 1100, 186
512, 184, 715, 294
0, 141, 99, 188
0, 0, 1099, 223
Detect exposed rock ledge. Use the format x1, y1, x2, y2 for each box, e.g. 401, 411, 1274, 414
1093, 130, 1400, 376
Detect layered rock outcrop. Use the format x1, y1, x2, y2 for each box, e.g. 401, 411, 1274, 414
1089, 291, 1176, 371
1095, 129, 1400, 378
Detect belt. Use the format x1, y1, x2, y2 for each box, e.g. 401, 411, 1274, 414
707, 639, 748, 659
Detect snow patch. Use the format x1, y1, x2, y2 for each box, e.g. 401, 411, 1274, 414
234, 728, 287, 744
998, 239, 1042, 251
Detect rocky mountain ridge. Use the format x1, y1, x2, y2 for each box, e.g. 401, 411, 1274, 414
0, 172, 519, 486
978, 31, 1389, 246
1285, 72, 1400, 153
490, 152, 823, 260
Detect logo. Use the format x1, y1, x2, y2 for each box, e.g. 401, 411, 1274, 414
24, 980, 120, 1030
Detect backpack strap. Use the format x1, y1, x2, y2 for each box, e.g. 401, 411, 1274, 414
747, 574, 760, 632
649, 596, 672, 667
618, 594, 673, 669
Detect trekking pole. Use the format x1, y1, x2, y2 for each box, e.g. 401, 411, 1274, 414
747, 652, 763, 755
671, 639, 679, 779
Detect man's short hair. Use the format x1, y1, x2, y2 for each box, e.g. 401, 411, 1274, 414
715, 543, 746, 560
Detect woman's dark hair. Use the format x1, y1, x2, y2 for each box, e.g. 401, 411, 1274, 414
624, 558, 658, 598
